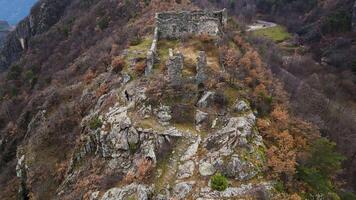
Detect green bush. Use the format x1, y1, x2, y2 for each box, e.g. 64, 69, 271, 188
89, 116, 103, 130
274, 181, 285, 193
211, 173, 228, 191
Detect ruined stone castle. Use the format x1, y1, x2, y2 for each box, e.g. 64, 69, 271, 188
145, 9, 227, 76
156, 9, 227, 39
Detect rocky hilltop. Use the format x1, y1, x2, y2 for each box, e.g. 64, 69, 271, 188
0, 0, 354, 200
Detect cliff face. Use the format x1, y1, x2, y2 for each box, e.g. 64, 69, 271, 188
0, 0, 72, 71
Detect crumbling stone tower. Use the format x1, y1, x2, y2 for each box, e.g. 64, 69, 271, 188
166, 49, 184, 86
196, 51, 207, 84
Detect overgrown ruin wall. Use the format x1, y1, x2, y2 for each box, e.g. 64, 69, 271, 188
146, 9, 227, 75
156, 9, 227, 39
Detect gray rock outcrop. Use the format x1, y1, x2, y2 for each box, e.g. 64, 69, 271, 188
99, 183, 153, 200
197, 91, 215, 108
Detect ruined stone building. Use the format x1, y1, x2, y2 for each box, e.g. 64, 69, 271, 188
156, 9, 227, 39
146, 9, 226, 78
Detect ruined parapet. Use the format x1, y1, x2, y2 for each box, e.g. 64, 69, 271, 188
145, 27, 159, 75
156, 9, 227, 39
196, 51, 207, 84
167, 48, 183, 86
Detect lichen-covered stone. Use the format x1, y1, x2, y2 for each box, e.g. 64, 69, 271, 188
100, 183, 152, 200
199, 161, 216, 176
197, 91, 215, 108
195, 110, 208, 125
177, 160, 195, 179
173, 181, 195, 200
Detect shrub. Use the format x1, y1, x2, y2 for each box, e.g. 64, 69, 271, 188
134, 61, 146, 75
111, 57, 125, 73
7, 65, 22, 80
297, 138, 346, 196
210, 173, 228, 191
89, 116, 102, 130
97, 16, 110, 30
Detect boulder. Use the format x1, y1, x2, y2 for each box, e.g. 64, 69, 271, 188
222, 154, 258, 181
233, 100, 250, 112
177, 160, 195, 179
100, 183, 152, 200
173, 181, 195, 200
181, 137, 201, 161
195, 110, 208, 125
197, 92, 215, 108
199, 161, 216, 176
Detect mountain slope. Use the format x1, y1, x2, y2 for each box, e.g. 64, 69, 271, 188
0, 0, 352, 199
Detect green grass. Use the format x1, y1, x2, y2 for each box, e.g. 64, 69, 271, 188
126, 37, 153, 60
252, 25, 291, 43
223, 87, 239, 106
156, 39, 180, 68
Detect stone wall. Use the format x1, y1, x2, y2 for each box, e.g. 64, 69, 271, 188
166, 49, 183, 86
195, 51, 207, 84
156, 9, 227, 39
145, 27, 158, 75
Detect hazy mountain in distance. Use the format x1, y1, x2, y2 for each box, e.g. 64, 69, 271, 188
0, 0, 37, 25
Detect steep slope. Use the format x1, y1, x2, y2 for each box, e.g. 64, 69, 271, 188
0, 0, 352, 200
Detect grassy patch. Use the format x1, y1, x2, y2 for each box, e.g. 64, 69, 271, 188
89, 116, 103, 130
252, 25, 291, 43
156, 39, 180, 69
223, 86, 239, 106
126, 37, 153, 60
134, 117, 165, 132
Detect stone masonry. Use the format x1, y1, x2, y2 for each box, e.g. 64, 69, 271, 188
195, 51, 207, 84
156, 9, 227, 39
167, 48, 183, 86
146, 9, 227, 75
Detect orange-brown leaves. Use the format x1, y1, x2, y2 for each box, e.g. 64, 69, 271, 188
111, 57, 125, 74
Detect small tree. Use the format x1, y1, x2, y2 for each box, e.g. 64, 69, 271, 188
297, 138, 345, 196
